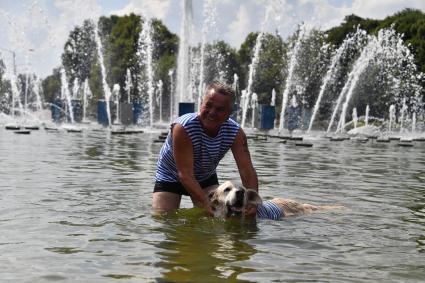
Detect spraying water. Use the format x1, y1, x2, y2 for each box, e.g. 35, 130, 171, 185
308, 28, 367, 132
176, 0, 194, 107
251, 93, 258, 127
82, 79, 91, 122
197, 0, 217, 111
389, 104, 396, 132
168, 69, 175, 122
271, 88, 276, 106
138, 18, 155, 127
328, 35, 377, 133
124, 69, 132, 104
241, 8, 271, 127
352, 107, 358, 129
157, 80, 163, 123
364, 105, 370, 126
60, 68, 74, 123
94, 23, 112, 127
113, 84, 120, 124
399, 97, 407, 132
279, 23, 310, 132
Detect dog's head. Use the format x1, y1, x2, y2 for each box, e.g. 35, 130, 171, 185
208, 181, 262, 218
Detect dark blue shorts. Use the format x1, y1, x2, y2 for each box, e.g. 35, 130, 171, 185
153, 174, 219, 196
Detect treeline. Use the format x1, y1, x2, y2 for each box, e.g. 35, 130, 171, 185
1, 8, 424, 125
327, 8, 425, 73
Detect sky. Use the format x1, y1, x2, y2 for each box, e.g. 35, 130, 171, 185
0, 0, 424, 78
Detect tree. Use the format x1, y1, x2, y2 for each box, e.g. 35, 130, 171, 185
61, 20, 97, 90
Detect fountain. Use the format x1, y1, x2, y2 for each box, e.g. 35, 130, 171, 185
60, 68, 74, 124
196, 0, 217, 111
251, 93, 258, 128
113, 83, 120, 125
94, 22, 112, 127
389, 104, 396, 132
176, 0, 194, 109
278, 23, 311, 133
271, 88, 276, 107
327, 27, 422, 134
308, 28, 367, 132
0, 1, 423, 140
157, 80, 164, 123
82, 79, 91, 123
241, 15, 266, 128
137, 17, 155, 127
352, 107, 358, 129
364, 104, 370, 127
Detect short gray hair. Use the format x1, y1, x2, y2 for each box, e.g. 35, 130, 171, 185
205, 81, 235, 103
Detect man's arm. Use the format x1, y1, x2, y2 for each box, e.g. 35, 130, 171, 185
172, 124, 213, 215
231, 128, 259, 217
231, 128, 258, 191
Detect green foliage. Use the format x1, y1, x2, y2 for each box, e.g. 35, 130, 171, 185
0, 57, 12, 113
41, 67, 61, 103
327, 8, 425, 74
254, 33, 287, 106
61, 20, 97, 87
43, 8, 424, 126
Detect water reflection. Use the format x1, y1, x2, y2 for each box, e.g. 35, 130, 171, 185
1, 128, 425, 282
153, 209, 258, 282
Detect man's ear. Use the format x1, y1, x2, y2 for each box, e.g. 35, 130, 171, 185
246, 189, 262, 205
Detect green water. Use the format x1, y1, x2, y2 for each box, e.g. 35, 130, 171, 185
1, 128, 424, 282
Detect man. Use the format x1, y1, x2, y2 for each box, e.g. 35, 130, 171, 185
153, 82, 258, 216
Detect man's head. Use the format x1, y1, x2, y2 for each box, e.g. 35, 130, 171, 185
199, 82, 235, 136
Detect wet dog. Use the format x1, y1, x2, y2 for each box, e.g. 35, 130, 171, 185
207, 181, 344, 219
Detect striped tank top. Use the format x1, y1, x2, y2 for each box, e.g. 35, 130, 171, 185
257, 200, 284, 220
155, 113, 240, 183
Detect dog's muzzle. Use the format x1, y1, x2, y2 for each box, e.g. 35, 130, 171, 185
226, 190, 245, 217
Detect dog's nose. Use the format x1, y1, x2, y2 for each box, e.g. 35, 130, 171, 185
236, 190, 245, 199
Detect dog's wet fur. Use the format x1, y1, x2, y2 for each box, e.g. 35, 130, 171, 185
208, 181, 344, 219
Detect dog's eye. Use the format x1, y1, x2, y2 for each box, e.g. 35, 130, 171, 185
224, 187, 231, 193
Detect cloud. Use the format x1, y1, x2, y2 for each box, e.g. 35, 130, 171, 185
111, 0, 171, 19
349, 0, 425, 19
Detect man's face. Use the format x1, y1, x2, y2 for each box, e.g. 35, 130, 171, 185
198, 89, 232, 136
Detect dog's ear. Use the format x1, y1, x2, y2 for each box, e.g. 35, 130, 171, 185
208, 190, 216, 201
246, 189, 262, 205
208, 191, 219, 211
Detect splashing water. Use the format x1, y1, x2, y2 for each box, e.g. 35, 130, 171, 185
60, 68, 74, 124
308, 28, 367, 132
137, 18, 155, 127
271, 88, 276, 106
389, 104, 396, 132
82, 79, 91, 122
329, 34, 377, 133
241, 6, 272, 128
278, 23, 310, 132
352, 107, 358, 128
176, 0, 194, 107
197, 0, 217, 111
124, 69, 132, 104
364, 105, 370, 127
94, 23, 112, 126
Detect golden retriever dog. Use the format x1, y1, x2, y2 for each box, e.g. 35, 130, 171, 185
208, 181, 344, 220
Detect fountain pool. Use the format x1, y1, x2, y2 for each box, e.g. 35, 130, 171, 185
1, 128, 424, 282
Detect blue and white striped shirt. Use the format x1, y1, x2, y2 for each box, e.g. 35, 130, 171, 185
155, 113, 240, 183
257, 200, 284, 220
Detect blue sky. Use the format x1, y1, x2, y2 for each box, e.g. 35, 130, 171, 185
0, 0, 424, 78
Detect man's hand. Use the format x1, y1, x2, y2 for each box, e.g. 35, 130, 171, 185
244, 203, 257, 218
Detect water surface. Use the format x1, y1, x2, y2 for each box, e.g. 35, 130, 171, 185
1, 128, 424, 282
